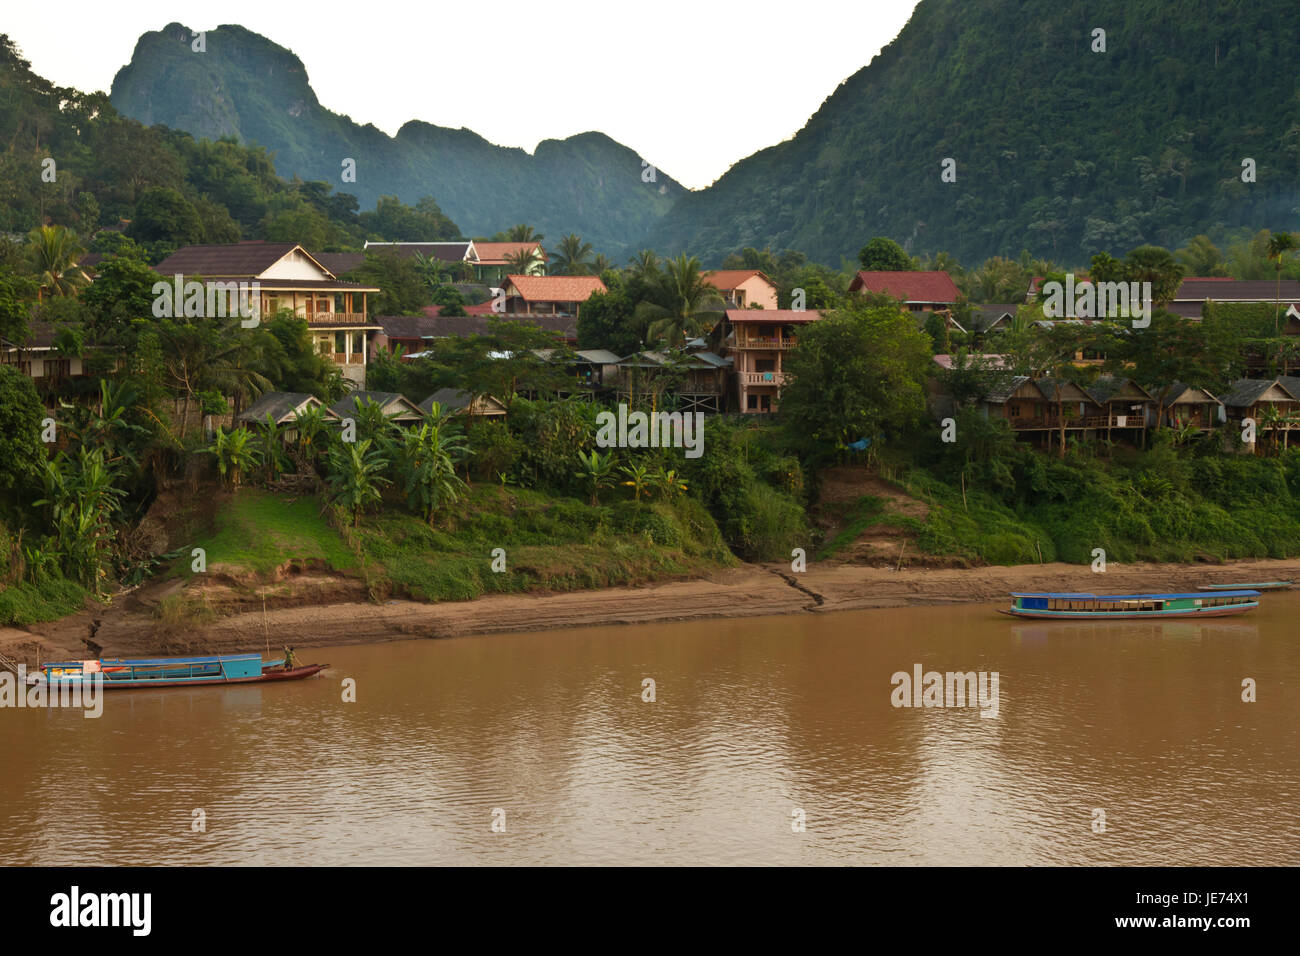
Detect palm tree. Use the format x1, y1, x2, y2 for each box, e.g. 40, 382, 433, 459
26, 225, 89, 300
590, 253, 613, 274
504, 246, 543, 276
636, 254, 727, 347
549, 234, 594, 276
627, 250, 661, 283
1266, 231, 1297, 335
504, 224, 544, 243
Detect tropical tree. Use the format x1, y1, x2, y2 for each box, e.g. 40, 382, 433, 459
26, 225, 89, 300
590, 253, 613, 274
290, 403, 331, 469
619, 462, 652, 502
549, 233, 594, 276
254, 415, 293, 484
858, 236, 915, 272
626, 250, 661, 283
502, 224, 544, 243
206, 426, 258, 487
325, 438, 391, 525
651, 465, 688, 499
637, 254, 727, 347
574, 449, 617, 505
504, 246, 543, 276
33, 447, 126, 592
390, 417, 469, 524
1266, 231, 1297, 335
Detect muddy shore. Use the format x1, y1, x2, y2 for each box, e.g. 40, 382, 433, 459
3, 558, 1297, 667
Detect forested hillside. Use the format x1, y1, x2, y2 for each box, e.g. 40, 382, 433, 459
645, 0, 1300, 265
0, 35, 459, 257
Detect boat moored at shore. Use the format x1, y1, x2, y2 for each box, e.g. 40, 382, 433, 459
37, 653, 327, 689
1001, 590, 1261, 620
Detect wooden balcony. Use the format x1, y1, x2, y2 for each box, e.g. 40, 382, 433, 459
741, 371, 786, 386
736, 336, 798, 349
307, 312, 370, 325
331, 353, 367, 365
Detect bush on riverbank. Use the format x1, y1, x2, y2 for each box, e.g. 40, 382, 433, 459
895, 439, 1300, 565
181, 484, 734, 604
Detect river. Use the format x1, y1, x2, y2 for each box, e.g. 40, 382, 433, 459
2, 596, 1298, 865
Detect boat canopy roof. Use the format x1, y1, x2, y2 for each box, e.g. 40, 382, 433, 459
99, 653, 262, 666
1011, 591, 1260, 600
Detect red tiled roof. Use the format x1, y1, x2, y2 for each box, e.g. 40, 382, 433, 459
724, 309, 821, 324
473, 242, 547, 265
503, 274, 606, 302
704, 270, 775, 291
849, 271, 960, 303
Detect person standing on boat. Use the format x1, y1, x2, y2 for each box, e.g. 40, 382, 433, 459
283, 646, 297, 671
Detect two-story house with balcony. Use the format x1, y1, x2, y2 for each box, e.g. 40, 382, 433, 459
723, 308, 821, 413
153, 241, 382, 386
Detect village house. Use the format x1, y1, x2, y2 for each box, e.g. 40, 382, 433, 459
702, 270, 778, 310
236, 392, 337, 427
533, 348, 623, 394
848, 270, 960, 314
1219, 379, 1300, 450
153, 241, 381, 386
615, 350, 732, 414
379, 308, 579, 353
496, 274, 606, 318
420, 388, 508, 420
0, 323, 86, 394
1084, 376, 1153, 440
1169, 278, 1300, 320
722, 308, 821, 414
1159, 383, 1224, 429
328, 391, 424, 425
470, 242, 548, 284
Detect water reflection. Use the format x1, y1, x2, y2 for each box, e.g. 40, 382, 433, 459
1, 597, 1297, 865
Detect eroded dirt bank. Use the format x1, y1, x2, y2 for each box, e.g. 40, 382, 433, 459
4, 558, 1298, 667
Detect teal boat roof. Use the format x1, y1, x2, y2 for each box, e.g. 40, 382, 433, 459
1012, 591, 1260, 600
98, 653, 262, 666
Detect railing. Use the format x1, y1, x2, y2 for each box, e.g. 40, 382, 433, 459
331, 353, 365, 365
740, 371, 786, 386
736, 337, 797, 349
306, 312, 369, 325
1009, 415, 1145, 430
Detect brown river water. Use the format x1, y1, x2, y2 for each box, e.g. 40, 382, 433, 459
2, 596, 1298, 865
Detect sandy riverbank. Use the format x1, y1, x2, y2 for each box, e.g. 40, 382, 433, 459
4, 558, 1298, 667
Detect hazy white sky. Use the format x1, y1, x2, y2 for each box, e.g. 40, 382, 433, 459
6, 0, 919, 190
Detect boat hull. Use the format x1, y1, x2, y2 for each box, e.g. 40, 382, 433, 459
997, 604, 1257, 620
47, 664, 328, 690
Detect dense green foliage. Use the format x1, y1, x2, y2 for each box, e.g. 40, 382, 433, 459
0, 34, 460, 251
646, 0, 1300, 265
903, 437, 1300, 566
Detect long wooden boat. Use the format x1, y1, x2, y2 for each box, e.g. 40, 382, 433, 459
37, 653, 327, 690
1197, 581, 1292, 591
1000, 590, 1260, 620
